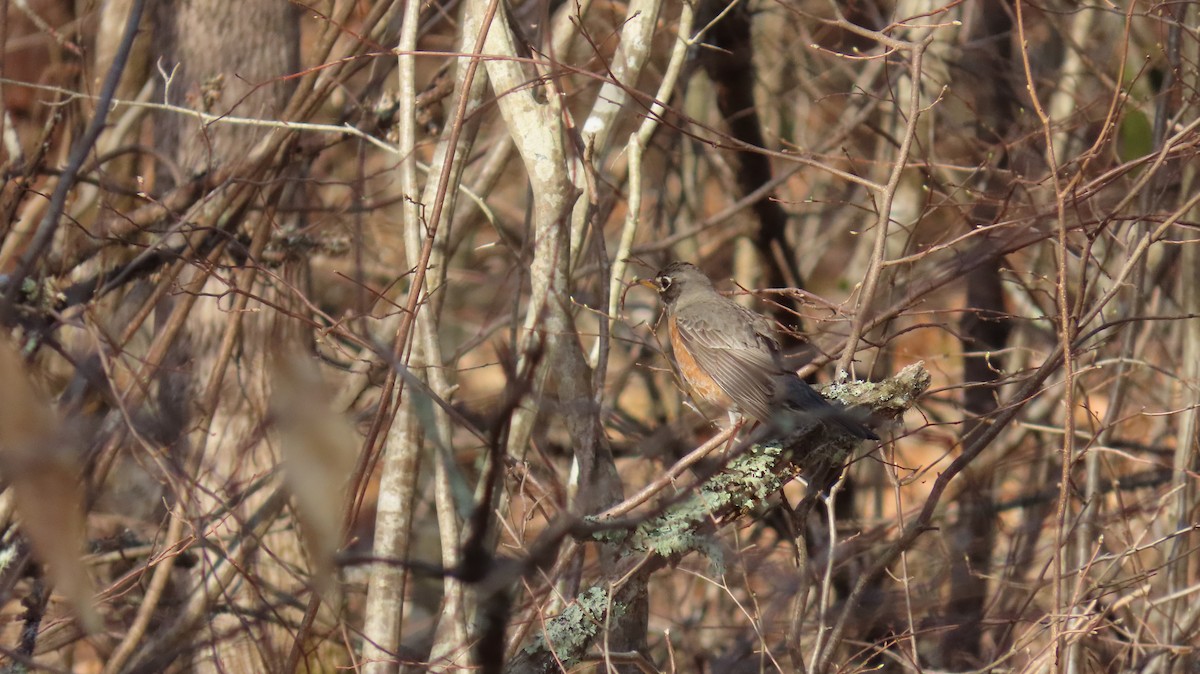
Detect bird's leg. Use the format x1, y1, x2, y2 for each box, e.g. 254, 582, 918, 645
723, 409, 746, 453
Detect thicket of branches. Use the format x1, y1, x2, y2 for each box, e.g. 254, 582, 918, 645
0, 0, 1198, 672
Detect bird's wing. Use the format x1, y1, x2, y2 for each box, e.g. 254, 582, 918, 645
672, 300, 781, 422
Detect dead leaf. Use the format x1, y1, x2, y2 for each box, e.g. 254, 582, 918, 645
0, 338, 99, 632
270, 348, 357, 599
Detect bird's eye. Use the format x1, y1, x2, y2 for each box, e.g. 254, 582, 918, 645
657, 275, 672, 290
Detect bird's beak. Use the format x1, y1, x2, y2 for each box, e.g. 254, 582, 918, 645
634, 278, 657, 291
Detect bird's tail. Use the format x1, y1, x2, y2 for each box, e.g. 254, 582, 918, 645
771, 374, 879, 441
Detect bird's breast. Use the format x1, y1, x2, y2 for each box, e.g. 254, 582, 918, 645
668, 314, 730, 406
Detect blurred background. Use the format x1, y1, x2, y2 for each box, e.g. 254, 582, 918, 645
0, 0, 1198, 672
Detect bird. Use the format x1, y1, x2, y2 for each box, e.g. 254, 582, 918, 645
638, 261, 878, 441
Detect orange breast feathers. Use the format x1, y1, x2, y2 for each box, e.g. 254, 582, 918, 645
668, 314, 732, 407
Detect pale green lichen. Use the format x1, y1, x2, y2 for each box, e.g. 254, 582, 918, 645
628, 490, 717, 557
0, 544, 15, 576
617, 442, 792, 560
522, 586, 625, 666
823, 362, 929, 414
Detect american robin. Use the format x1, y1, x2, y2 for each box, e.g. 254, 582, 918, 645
639, 261, 878, 441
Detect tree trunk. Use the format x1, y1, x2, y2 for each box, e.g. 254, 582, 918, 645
152, 1, 305, 670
